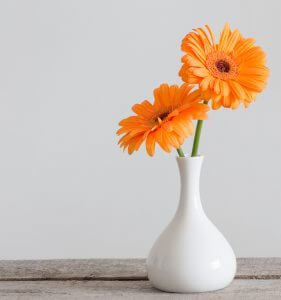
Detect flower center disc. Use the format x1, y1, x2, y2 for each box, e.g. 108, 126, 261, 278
216, 60, 230, 73
158, 112, 169, 120
206, 51, 238, 80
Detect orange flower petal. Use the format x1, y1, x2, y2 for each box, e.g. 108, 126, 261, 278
146, 132, 156, 156
200, 76, 212, 91
191, 67, 210, 77
218, 23, 231, 52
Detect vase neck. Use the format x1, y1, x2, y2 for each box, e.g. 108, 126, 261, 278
176, 156, 204, 216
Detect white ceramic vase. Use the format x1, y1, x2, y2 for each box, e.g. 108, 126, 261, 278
147, 156, 236, 293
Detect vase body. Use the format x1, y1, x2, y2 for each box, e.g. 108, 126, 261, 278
147, 156, 236, 293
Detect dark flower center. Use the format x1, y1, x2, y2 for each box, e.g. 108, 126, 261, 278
216, 60, 230, 73
158, 112, 169, 120
154, 111, 169, 123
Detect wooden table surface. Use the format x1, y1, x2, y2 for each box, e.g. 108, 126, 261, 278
0, 258, 280, 299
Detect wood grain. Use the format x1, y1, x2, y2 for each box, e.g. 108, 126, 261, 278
0, 259, 146, 281
0, 258, 280, 299
0, 258, 280, 281
0, 279, 280, 299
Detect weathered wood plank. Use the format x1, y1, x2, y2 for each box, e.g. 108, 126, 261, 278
0, 258, 280, 281
0, 259, 146, 281
236, 257, 281, 279
0, 279, 280, 299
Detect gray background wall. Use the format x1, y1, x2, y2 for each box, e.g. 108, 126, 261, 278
0, 0, 280, 259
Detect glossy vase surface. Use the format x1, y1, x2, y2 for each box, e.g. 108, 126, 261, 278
147, 156, 236, 293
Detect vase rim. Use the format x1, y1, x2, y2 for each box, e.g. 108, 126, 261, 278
176, 155, 204, 160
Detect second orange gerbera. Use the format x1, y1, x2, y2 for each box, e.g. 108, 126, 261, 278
179, 24, 269, 109
117, 84, 209, 156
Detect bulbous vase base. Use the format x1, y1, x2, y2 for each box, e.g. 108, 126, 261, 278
147, 218, 236, 293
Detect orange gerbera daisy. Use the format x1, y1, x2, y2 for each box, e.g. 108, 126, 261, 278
117, 84, 209, 156
179, 24, 269, 109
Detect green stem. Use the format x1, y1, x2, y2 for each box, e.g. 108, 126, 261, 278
191, 100, 208, 157
176, 147, 185, 157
